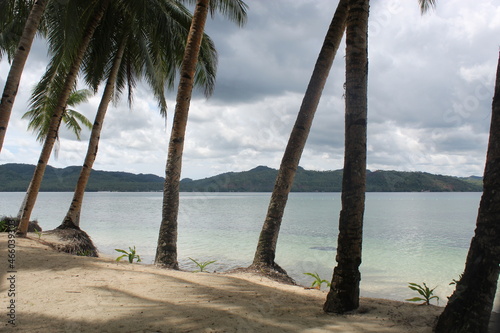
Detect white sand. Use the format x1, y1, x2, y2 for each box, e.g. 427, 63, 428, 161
0, 233, 462, 332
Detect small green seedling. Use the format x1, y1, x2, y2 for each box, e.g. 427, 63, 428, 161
188, 257, 216, 272
33, 228, 42, 239
406, 282, 439, 305
304, 272, 331, 289
115, 246, 141, 263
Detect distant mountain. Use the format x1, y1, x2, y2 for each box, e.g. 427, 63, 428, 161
0, 163, 164, 192
180, 166, 482, 192
0, 163, 482, 192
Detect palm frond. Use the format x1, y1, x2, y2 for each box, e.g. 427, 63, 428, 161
418, 0, 436, 14
67, 88, 93, 107
25, 69, 91, 143
183, 0, 248, 26
0, 0, 32, 61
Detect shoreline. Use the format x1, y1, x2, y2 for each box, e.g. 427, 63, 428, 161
1, 234, 499, 332
0, 233, 447, 332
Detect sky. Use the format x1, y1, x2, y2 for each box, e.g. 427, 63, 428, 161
1, 0, 499, 180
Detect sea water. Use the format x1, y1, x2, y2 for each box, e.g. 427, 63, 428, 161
1, 191, 498, 307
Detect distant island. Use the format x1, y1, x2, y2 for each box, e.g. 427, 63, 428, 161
0, 163, 482, 192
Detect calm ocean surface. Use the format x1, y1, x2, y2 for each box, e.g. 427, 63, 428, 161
1, 191, 498, 307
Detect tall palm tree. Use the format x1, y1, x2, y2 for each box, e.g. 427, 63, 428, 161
155, 0, 247, 269
250, 0, 348, 278
0, 0, 48, 153
17, 0, 111, 236
323, 0, 369, 314
60, 0, 217, 229
434, 52, 500, 333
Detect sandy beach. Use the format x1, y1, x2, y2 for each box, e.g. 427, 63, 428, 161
1, 233, 496, 333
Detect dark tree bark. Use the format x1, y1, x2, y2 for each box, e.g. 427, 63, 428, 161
251, 0, 348, 275
434, 52, 500, 333
324, 0, 369, 314
0, 0, 48, 153
60, 34, 127, 229
155, 0, 209, 269
17, 0, 111, 236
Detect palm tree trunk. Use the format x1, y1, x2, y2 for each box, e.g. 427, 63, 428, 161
251, 0, 348, 273
434, 52, 500, 333
17, 0, 111, 236
324, 0, 369, 314
155, 0, 209, 269
60, 34, 127, 229
0, 0, 48, 153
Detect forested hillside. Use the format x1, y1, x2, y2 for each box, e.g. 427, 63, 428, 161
0, 163, 482, 192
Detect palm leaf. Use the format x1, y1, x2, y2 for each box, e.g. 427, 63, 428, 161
418, 0, 436, 14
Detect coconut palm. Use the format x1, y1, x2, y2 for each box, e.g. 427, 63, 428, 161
322, 0, 436, 314
17, 0, 111, 236
16, 88, 92, 219
250, 0, 348, 279
434, 53, 500, 333
0, 0, 48, 153
155, 0, 247, 269
323, 0, 369, 313
22, 88, 93, 143
59, 0, 217, 229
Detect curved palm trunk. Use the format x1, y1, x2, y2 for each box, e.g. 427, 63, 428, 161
155, 0, 209, 269
251, 0, 348, 272
60, 35, 127, 229
17, 0, 111, 236
324, 0, 369, 314
0, 0, 48, 153
434, 52, 500, 333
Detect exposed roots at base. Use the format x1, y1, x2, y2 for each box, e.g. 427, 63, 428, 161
229, 263, 297, 286
155, 261, 180, 270
1, 216, 42, 233
38, 228, 99, 257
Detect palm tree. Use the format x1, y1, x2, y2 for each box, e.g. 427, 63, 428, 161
16, 88, 92, 219
155, 0, 247, 269
17, 0, 111, 236
60, 0, 217, 229
22, 88, 93, 143
250, 0, 348, 278
323, 0, 369, 313
0, 0, 48, 153
434, 52, 500, 333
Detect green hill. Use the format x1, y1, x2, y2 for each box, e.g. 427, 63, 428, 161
0, 163, 164, 192
0, 163, 482, 192
180, 166, 482, 192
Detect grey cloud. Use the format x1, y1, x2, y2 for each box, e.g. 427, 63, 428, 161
1, 0, 498, 180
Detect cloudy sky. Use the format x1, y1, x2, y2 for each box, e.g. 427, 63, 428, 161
1, 0, 499, 180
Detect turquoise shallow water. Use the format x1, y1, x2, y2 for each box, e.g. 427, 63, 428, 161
1, 191, 498, 307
